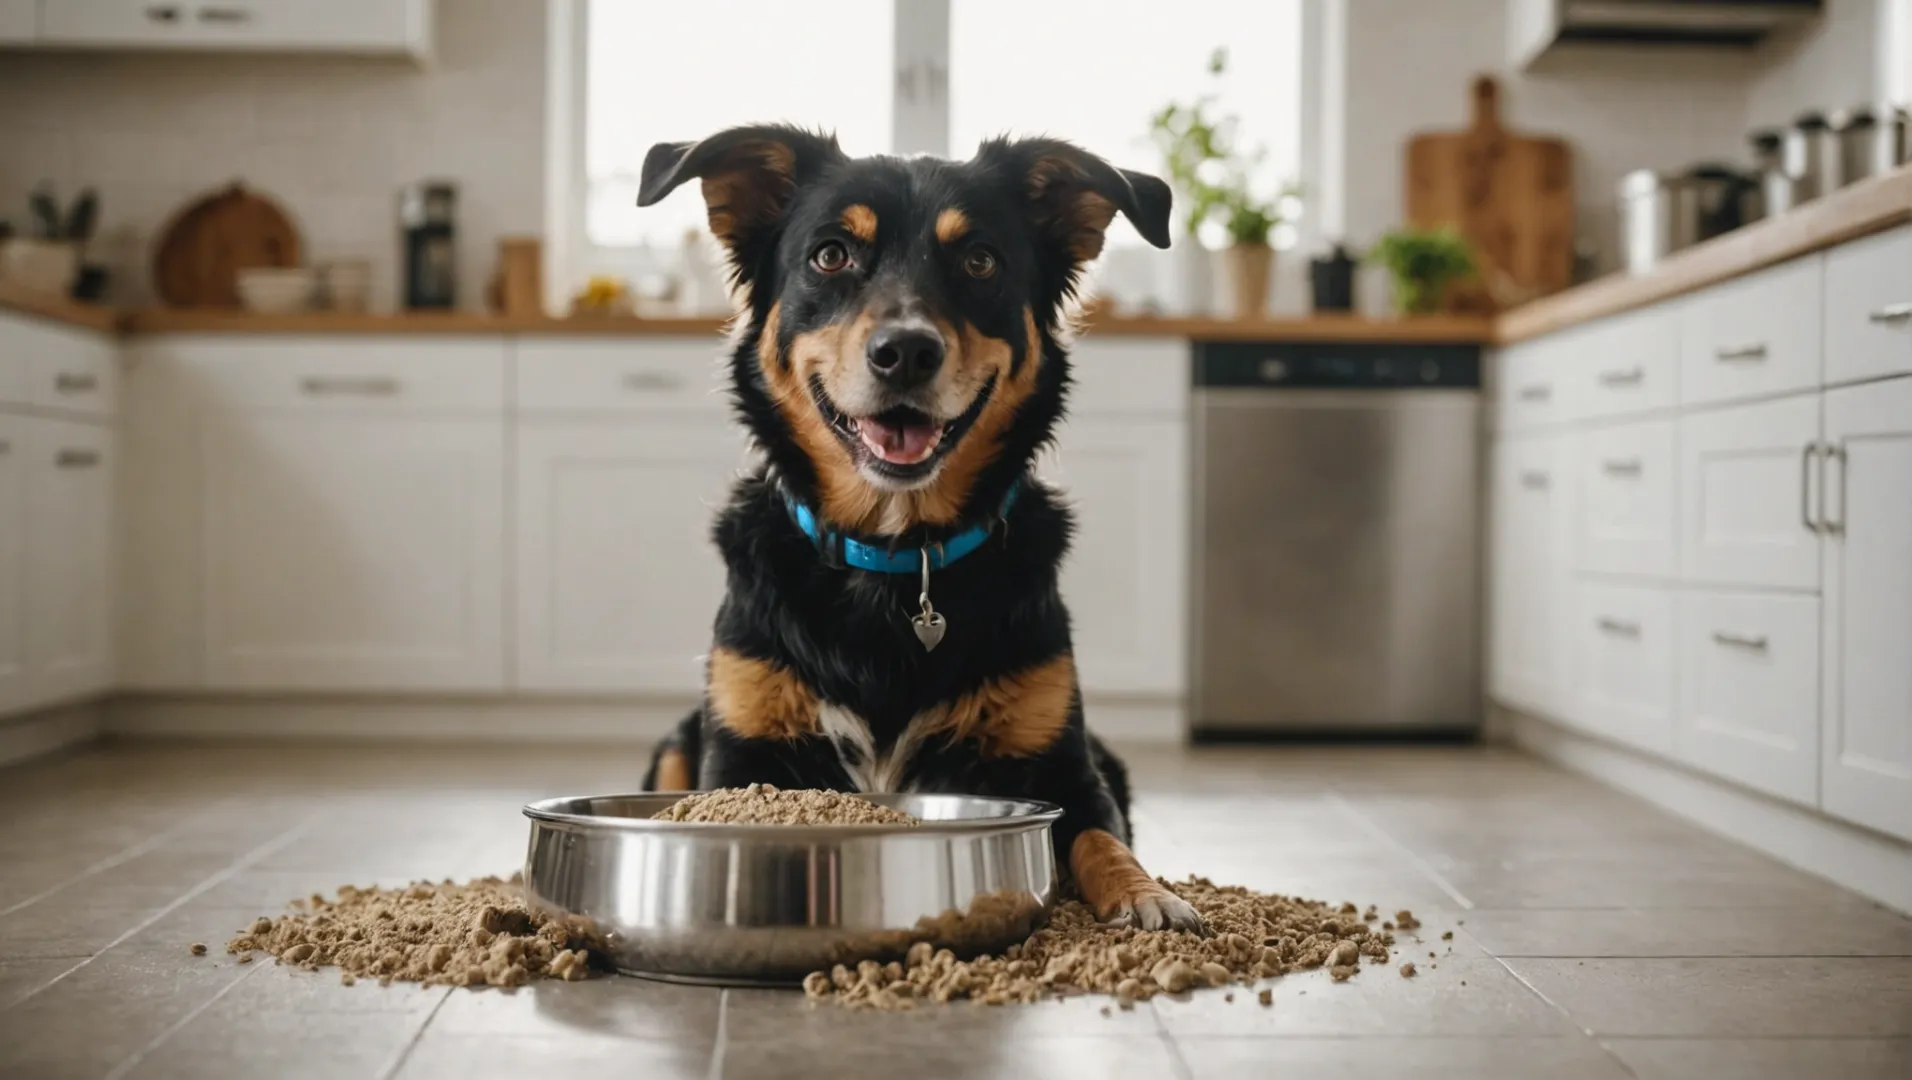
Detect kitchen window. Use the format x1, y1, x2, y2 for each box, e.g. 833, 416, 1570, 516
557, 0, 1309, 304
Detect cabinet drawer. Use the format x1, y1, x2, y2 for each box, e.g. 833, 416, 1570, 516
1578, 417, 1676, 578
514, 338, 727, 414
39, 0, 425, 54
1679, 395, 1821, 591
1823, 224, 1912, 385
2, 318, 118, 418
1495, 331, 1579, 430
1574, 303, 1678, 419
1072, 338, 1187, 414
1679, 256, 1822, 406
154, 337, 506, 412
1572, 581, 1675, 755
1677, 590, 1821, 806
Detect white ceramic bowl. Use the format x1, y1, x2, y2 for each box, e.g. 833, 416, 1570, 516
236, 267, 316, 314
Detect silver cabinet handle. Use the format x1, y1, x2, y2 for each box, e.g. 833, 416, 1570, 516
54, 373, 99, 393
1596, 617, 1641, 637
56, 449, 100, 469
1598, 367, 1644, 386
1822, 442, 1846, 536
1519, 470, 1550, 490
1516, 384, 1551, 402
196, 6, 252, 22
1601, 458, 1643, 476
300, 376, 400, 396
145, 5, 182, 22
1801, 442, 1822, 533
1714, 342, 1769, 362
1867, 302, 1912, 323
622, 371, 684, 391
1712, 631, 1770, 651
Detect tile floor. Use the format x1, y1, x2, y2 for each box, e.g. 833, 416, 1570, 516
0, 739, 1908, 1079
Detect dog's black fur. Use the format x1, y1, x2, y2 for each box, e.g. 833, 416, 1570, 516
637, 126, 1194, 930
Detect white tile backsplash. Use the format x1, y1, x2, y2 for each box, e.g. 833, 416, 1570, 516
0, 0, 545, 311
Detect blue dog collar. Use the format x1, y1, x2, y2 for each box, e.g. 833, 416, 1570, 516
784, 482, 1020, 574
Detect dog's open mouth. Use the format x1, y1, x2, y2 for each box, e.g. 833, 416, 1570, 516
810, 375, 996, 484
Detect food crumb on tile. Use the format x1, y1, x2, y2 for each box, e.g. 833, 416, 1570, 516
1258, 988, 1274, 1006
189, 942, 207, 956
1441, 931, 1454, 941
1399, 962, 1417, 978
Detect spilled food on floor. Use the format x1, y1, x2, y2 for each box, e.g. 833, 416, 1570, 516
217, 787, 1445, 1006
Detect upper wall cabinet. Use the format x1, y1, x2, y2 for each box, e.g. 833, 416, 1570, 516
1508, 0, 1820, 69
26, 0, 433, 59
0, 0, 36, 41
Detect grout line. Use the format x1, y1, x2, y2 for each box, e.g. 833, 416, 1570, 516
376, 986, 455, 1080
704, 988, 729, 1080
3, 815, 315, 1011
0, 806, 225, 919
99, 961, 264, 1080
1148, 996, 1196, 1080
1483, 954, 1643, 1079
1325, 792, 1476, 911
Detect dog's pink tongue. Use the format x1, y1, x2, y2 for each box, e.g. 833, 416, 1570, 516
858, 417, 941, 465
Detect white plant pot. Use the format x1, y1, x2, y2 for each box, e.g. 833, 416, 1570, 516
0, 239, 81, 296
1157, 239, 1217, 317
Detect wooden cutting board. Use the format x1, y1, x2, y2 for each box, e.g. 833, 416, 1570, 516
153, 183, 302, 308
1405, 76, 1573, 312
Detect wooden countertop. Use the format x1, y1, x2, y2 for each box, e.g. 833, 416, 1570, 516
0, 280, 121, 334
1498, 164, 1912, 344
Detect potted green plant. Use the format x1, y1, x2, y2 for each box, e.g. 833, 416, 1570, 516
1368, 225, 1477, 315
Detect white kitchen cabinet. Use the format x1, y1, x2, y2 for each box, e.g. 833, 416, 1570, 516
1495, 330, 1581, 430
24, 417, 115, 707
1823, 225, 1912, 386
1577, 417, 1676, 579
1677, 590, 1821, 806
515, 422, 746, 694
35, 0, 432, 57
1571, 580, 1676, 755
1679, 256, 1823, 407
1820, 378, 1912, 841
0, 0, 35, 41
1038, 416, 1187, 697
1678, 394, 1822, 591
1574, 303, 1680, 421
0, 415, 27, 716
199, 411, 504, 692
1489, 431, 1575, 718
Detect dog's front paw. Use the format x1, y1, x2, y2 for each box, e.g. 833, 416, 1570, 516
1101, 884, 1205, 934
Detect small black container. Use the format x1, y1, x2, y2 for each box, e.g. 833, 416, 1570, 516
399, 181, 457, 310
1310, 244, 1356, 312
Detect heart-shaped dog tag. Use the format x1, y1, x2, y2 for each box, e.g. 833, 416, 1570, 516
912, 610, 946, 651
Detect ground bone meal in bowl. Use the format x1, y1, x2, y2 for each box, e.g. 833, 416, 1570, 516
652, 783, 923, 826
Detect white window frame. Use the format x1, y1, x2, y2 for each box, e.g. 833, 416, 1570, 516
544, 0, 1339, 310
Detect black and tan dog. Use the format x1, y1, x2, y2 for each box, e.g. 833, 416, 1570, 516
637, 125, 1200, 931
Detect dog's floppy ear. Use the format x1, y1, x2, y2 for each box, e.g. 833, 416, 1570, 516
976, 137, 1173, 263
638, 124, 845, 261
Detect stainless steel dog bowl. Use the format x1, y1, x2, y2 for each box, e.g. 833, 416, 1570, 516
521, 792, 1063, 985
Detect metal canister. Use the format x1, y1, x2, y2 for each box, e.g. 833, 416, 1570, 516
1833, 105, 1910, 187
1748, 129, 1795, 220
1784, 112, 1839, 201
1618, 166, 1755, 274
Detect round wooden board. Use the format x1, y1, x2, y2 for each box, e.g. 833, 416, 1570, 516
153, 183, 303, 308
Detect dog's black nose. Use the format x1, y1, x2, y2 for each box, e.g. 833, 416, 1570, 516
866, 325, 944, 389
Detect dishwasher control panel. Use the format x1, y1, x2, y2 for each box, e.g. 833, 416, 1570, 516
1195, 342, 1481, 389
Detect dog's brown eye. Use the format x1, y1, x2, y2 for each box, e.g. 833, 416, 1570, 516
963, 248, 998, 279
810, 241, 850, 274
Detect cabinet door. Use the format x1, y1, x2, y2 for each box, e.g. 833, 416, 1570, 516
1679, 256, 1823, 407
1570, 580, 1676, 755
1823, 225, 1912, 386
1038, 416, 1186, 697
200, 412, 505, 691
1679, 394, 1821, 591
0, 0, 35, 42
0, 416, 26, 715
38, 0, 427, 54
24, 418, 115, 706
1821, 379, 1912, 841
515, 422, 745, 693
1677, 590, 1821, 806
1489, 432, 1574, 719
1578, 417, 1676, 579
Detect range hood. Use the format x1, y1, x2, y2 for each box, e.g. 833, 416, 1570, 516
1510, 0, 1822, 67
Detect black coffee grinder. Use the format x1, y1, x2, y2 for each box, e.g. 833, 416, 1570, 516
400, 181, 457, 310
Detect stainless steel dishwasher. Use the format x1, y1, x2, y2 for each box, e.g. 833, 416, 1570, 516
1190, 341, 1483, 737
